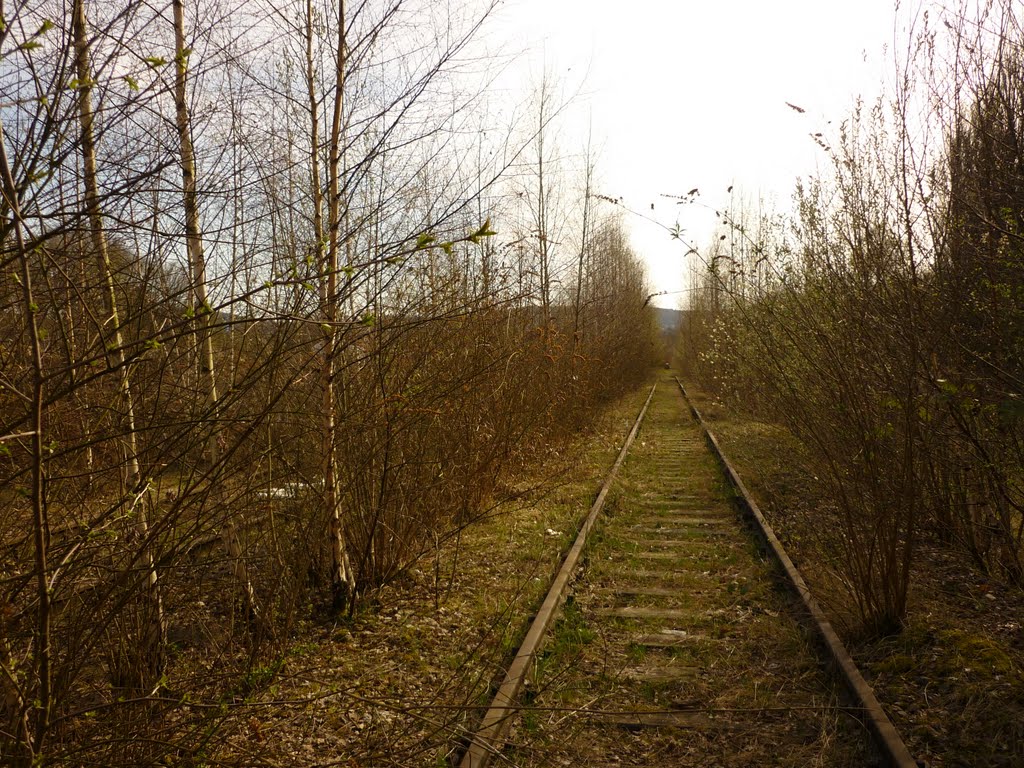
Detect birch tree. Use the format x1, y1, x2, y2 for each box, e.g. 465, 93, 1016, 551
172, 0, 259, 619
322, 0, 357, 612
73, 0, 164, 690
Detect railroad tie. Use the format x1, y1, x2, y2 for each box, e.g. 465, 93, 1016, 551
458, 376, 914, 767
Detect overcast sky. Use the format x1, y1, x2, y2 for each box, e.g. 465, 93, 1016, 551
486, 0, 901, 307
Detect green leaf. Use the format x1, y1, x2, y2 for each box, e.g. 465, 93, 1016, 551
144, 56, 167, 68
416, 232, 436, 250
18, 40, 42, 52
467, 218, 497, 245
123, 75, 139, 91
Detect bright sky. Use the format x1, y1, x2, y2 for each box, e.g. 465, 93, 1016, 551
489, 0, 900, 307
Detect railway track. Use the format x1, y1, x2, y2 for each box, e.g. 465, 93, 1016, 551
459, 374, 916, 767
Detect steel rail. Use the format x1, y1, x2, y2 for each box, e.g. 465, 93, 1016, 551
458, 382, 658, 768
674, 377, 917, 768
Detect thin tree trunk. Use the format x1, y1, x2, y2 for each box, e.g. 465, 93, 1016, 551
173, 0, 218, 462
536, 103, 550, 330
57, 167, 94, 481
173, 0, 258, 619
305, 0, 324, 264
323, 0, 356, 612
73, 0, 164, 688
572, 126, 594, 370
0, 121, 45, 766
228, 70, 241, 393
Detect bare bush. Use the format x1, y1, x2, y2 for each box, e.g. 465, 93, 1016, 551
681, 1, 1024, 636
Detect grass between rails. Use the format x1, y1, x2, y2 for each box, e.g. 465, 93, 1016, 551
178, 382, 658, 767
504, 377, 875, 767
682, 381, 1024, 768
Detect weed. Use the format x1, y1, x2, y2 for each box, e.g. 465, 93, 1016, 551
626, 642, 647, 663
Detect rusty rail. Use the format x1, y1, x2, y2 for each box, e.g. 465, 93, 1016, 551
458, 383, 657, 768
674, 377, 917, 768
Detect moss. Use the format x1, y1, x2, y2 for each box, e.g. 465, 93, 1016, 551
937, 629, 1017, 678
874, 653, 918, 675
872, 624, 1018, 682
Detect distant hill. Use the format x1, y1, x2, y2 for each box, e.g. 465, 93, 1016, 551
654, 307, 685, 333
